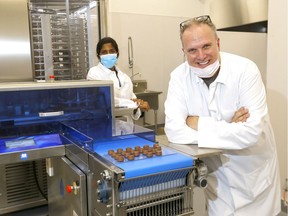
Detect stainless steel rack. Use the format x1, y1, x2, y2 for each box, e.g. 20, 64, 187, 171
29, 0, 91, 81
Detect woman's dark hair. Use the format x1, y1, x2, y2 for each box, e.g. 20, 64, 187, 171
96, 37, 119, 57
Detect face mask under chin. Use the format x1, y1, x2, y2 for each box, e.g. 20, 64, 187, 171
190, 59, 220, 78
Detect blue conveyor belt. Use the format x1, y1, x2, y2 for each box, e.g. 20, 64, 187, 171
93, 135, 193, 179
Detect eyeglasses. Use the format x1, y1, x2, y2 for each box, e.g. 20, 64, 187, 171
180, 15, 212, 30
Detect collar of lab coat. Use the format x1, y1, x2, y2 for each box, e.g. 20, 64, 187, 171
98, 62, 120, 75
216, 52, 229, 85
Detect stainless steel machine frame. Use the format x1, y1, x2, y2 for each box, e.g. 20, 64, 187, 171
0, 81, 211, 216
0, 81, 114, 214
48, 139, 200, 216
88, 151, 195, 216
47, 118, 210, 216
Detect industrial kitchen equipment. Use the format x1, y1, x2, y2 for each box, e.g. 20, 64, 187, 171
0, 81, 113, 214
0, 81, 208, 216
45, 81, 207, 216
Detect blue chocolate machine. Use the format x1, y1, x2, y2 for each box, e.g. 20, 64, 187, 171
0, 81, 206, 216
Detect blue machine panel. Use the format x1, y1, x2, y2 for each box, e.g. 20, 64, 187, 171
0, 82, 113, 163
0, 85, 112, 127
60, 119, 155, 150
0, 131, 67, 164
0, 133, 63, 154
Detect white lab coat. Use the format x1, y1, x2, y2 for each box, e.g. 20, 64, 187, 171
164, 52, 281, 216
87, 63, 141, 122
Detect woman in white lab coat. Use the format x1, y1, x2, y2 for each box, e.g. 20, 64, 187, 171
164, 15, 281, 216
87, 37, 149, 123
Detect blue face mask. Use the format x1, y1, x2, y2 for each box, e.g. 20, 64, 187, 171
100, 54, 118, 69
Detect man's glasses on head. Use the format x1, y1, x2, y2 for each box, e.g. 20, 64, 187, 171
180, 15, 211, 30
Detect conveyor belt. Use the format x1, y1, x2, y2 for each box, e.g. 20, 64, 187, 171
93, 135, 194, 178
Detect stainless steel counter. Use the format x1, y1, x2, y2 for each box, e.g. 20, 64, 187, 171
135, 90, 162, 110
113, 107, 135, 117
156, 135, 222, 158
135, 90, 162, 133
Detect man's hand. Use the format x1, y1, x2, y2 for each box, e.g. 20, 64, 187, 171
186, 107, 249, 130
186, 116, 199, 130
231, 107, 250, 123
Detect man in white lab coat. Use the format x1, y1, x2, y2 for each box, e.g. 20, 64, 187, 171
164, 15, 281, 216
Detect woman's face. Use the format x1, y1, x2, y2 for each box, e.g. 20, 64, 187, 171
99, 43, 117, 56
98, 43, 119, 69
181, 24, 220, 68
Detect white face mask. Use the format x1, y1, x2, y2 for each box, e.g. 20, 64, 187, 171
190, 59, 220, 78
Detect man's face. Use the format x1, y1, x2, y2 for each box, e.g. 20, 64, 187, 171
181, 24, 220, 68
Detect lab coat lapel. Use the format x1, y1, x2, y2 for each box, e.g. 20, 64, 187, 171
208, 82, 218, 118
208, 60, 228, 120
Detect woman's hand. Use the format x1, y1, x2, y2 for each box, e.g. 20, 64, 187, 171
132, 99, 150, 111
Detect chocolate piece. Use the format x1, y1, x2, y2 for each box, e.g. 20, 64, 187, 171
156, 146, 162, 151
146, 152, 153, 158
108, 150, 114, 155
153, 143, 160, 148
123, 152, 130, 158
134, 146, 141, 151
117, 156, 124, 162
156, 150, 162, 156
143, 145, 150, 150
127, 155, 135, 161
112, 152, 118, 158
126, 147, 132, 152
117, 148, 123, 154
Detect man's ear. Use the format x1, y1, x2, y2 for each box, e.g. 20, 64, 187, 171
217, 38, 220, 50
